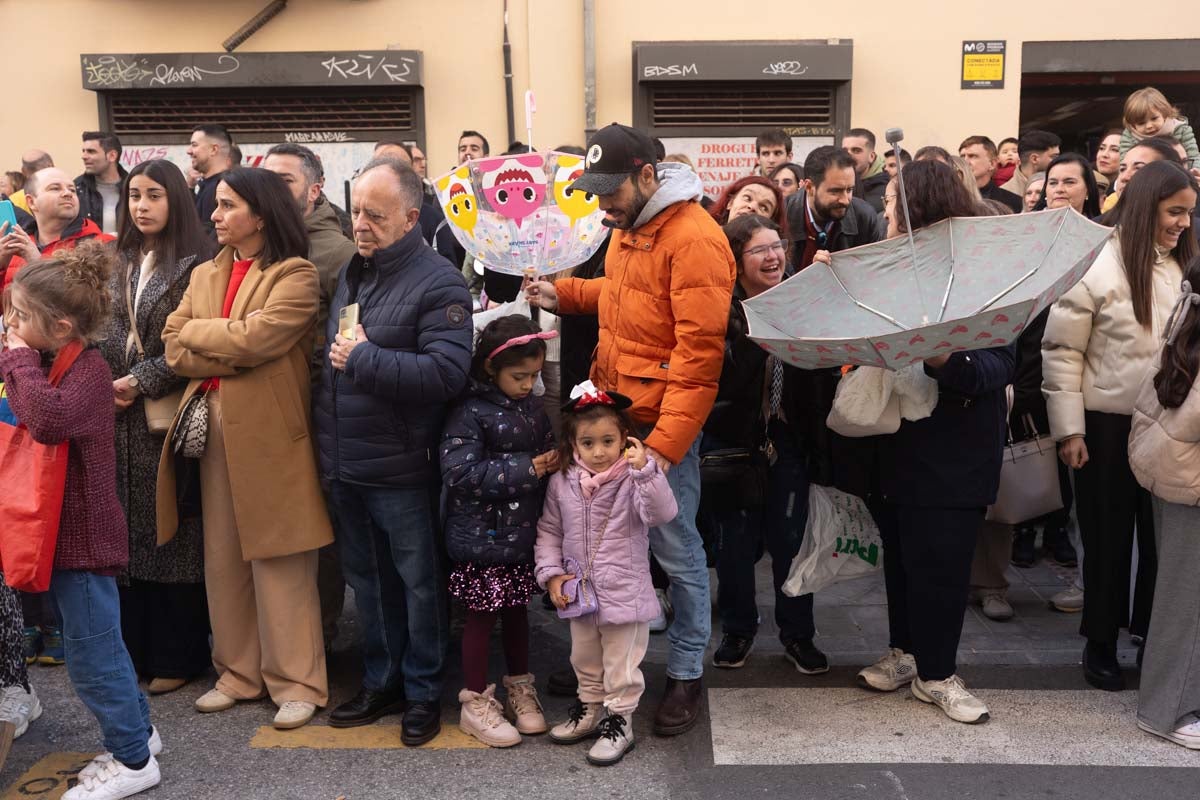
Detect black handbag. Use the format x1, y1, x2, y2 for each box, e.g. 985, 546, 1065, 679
699, 444, 769, 508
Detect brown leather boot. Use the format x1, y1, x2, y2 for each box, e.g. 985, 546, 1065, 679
653, 677, 702, 736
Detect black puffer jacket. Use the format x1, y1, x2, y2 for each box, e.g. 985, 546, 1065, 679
1009, 307, 1051, 438
75, 165, 128, 230
704, 282, 768, 449
313, 225, 473, 488
441, 380, 555, 565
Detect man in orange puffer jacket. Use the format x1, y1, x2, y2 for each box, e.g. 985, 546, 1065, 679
529, 123, 735, 738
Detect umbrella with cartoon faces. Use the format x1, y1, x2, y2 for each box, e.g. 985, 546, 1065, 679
433, 152, 610, 276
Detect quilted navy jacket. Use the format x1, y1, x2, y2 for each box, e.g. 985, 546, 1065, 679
313, 225, 473, 488
441, 379, 555, 565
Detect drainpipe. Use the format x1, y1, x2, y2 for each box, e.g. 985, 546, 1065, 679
583, 0, 596, 139
503, 1, 517, 146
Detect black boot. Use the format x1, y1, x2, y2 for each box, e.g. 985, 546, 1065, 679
1083, 640, 1125, 692
401, 701, 442, 746
1011, 526, 1038, 568
1042, 525, 1078, 567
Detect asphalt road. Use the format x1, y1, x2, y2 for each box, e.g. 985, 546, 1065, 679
2, 561, 1195, 800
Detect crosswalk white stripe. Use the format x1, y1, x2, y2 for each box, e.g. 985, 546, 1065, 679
709, 688, 1200, 767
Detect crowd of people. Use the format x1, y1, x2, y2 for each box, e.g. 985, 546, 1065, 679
0, 81, 1198, 798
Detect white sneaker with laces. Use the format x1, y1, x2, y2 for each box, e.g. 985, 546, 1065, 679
63, 754, 160, 800
79, 727, 163, 781
911, 675, 990, 724
1138, 716, 1200, 750
0, 685, 42, 739
273, 701, 316, 729
648, 589, 672, 633
857, 648, 917, 692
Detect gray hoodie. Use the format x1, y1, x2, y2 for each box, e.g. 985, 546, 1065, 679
632, 162, 705, 230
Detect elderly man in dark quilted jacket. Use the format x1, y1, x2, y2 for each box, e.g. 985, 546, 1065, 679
313, 158, 472, 746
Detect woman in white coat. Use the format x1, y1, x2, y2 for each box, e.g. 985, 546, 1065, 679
1042, 161, 1198, 691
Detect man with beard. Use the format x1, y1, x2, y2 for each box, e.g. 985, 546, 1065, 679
187, 124, 234, 238
75, 131, 127, 234
526, 123, 735, 739
786, 145, 882, 272
1, 167, 113, 288
842, 129, 890, 213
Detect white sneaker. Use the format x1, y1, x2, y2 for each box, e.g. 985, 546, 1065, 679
857, 648, 917, 692
911, 675, 990, 724
79, 727, 163, 781
0, 685, 42, 738
980, 593, 1014, 621
1138, 717, 1200, 750
648, 589, 672, 634
273, 701, 316, 730
63, 755, 160, 799
1050, 585, 1084, 613
586, 713, 634, 766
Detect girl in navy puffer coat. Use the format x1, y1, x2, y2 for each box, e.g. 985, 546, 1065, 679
441, 315, 558, 747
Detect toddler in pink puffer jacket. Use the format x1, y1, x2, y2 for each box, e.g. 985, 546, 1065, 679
534, 382, 677, 767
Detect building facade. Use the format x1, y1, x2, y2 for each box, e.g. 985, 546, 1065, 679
3, 0, 1197, 205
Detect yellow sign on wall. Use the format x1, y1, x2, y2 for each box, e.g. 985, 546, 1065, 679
962, 40, 1006, 89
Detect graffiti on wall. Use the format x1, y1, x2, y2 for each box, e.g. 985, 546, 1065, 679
118, 142, 378, 210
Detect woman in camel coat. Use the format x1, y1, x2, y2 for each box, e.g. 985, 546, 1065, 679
156, 167, 333, 730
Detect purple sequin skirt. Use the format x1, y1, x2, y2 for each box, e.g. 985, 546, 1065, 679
449, 561, 540, 612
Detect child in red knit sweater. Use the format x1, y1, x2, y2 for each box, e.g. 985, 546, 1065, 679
0, 243, 161, 800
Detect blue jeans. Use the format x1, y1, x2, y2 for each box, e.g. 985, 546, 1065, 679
50, 571, 151, 765
713, 421, 814, 643
328, 481, 447, 703
647, 438, 711, 681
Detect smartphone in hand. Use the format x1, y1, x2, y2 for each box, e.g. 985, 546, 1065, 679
0, 200, 18, 235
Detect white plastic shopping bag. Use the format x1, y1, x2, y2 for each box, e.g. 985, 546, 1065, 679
782, 485, 882, 597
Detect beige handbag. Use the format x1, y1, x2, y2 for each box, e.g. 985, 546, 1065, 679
986, 413, 1064, 525
124, 258, 184, 436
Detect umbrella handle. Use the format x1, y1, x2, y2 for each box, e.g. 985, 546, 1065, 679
890, 131, 929, 325
525, 90, 536, 152
523, 266, 540, 325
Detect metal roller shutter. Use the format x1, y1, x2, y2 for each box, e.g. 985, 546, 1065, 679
649, 82, 835, 130
104, 86, 419, 142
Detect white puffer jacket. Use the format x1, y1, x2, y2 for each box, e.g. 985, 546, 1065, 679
1129, 375, 1200, 506
1041, 237, 1182, 440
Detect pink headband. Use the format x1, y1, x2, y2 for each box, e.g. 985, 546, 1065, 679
487, 330, 558, 360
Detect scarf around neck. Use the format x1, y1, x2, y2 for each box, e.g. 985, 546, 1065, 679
576, 455, 629, 500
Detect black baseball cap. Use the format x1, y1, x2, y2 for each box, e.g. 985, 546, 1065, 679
569, 123, 657, 196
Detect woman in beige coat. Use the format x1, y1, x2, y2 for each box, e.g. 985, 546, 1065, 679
1042, 161, 1198, 691
1129, 249, 1200, 750
157, 168, 333, 730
